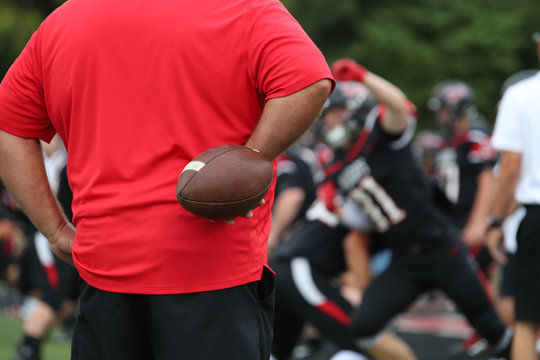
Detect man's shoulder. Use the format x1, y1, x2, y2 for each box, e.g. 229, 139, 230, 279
504, 73, 540, 101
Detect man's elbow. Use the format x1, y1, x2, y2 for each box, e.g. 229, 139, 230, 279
307, 79, 334, 104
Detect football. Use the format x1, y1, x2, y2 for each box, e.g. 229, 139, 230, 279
176, 144, 274, 219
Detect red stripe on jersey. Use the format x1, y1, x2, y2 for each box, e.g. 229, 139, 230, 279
324, 162, 345, 177
2, 237, 13, 258
43, 264, 60, 290
316, 300, 351, 326
346, 128, 372, 163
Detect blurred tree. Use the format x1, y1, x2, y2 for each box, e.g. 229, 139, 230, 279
0, 0, 65, 75
0, 3, 43, 75
287, 0, 540, 128
1, 0, 539, 130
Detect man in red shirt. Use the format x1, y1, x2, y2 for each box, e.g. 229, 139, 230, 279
0, 0, 334, 359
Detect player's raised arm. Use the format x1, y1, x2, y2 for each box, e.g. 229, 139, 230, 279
331, 58, 411, 135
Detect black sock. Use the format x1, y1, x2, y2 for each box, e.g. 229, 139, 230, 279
22, 334, 41, 351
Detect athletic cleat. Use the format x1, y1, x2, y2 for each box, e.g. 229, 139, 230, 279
448, 338, 489, 358
292, 337, 323, 359
10, 344, 41, 360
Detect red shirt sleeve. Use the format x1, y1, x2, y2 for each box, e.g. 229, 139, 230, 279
245, 0, 335, 101
0, 28, 56, 142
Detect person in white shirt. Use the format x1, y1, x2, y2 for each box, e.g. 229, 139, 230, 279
487, 27, 540, 360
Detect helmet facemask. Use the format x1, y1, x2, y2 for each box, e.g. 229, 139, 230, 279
321, 81, 375, 149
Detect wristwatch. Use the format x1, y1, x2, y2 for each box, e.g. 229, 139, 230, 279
488, 215, 503, 229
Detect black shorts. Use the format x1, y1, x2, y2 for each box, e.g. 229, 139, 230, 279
18, 235, 79, 310
498, 253, 515, 298
71, 266, 275, 360
514, 205, 540, 322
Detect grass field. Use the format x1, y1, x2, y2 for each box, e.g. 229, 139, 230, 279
0, 313, 71, 360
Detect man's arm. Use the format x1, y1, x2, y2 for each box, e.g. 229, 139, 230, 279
462, 168, 496, 246
245, 79, 333, 160
0, 130, 74, 264
342, 229, 372, 292
486, 151, 521, 264
491, 151, 521, 219
267, 187, 305, 255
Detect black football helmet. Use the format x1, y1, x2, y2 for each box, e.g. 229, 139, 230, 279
427, 80, 477, 129
321, 81, 376, 149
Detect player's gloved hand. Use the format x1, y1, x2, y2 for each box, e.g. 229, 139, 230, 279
317, 180, 342, 212
331, 58, 368, 82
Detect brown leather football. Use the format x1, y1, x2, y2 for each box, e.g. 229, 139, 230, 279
176, 145, 273, 219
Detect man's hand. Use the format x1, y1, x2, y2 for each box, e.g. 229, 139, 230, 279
48, 222, 75, 265
331, 58, 368, 82
210, 199, 265, 225
461, 220, 488, 247
485, 227, 507, 265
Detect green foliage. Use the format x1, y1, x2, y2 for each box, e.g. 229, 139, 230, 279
287, 0, 540, 128
0, 314, 71, 360
0, 3, 43, 75
1, 0, 539, 129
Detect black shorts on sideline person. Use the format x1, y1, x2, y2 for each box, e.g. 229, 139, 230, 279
71, 266, 275, 360
515, 205, 540, 322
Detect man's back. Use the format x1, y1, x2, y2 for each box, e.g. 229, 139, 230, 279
0, 0, 332, 294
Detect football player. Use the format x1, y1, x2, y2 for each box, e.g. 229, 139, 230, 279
427, 80, 496, 248
269, 81, 416, 360
321, 59, 512, 359
427, 80, 501, 356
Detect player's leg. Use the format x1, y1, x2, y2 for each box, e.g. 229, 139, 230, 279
432, 240, 512, 356
511, 321, 539, 360
70, 280, 153, 360
351, 257, 424, 353
149, 266, 275, 360
270, 260, 310, 359
366, 332, 417, 360
12, 299, 56, 360
329, 349, 369, 360
280, 257, 363, 352
274, 257, 416, 360
12, 234, 64, 360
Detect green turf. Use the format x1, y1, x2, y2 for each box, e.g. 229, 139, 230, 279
0, 313, 71, 360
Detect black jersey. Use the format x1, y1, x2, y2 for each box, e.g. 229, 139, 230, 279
324, 109, 451, 248
271, 220, 350, 277
275, 148, 317, 223
435, 129, 496, 228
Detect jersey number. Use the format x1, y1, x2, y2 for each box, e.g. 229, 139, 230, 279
349, 175, 406, 232
437, 160, 459, 204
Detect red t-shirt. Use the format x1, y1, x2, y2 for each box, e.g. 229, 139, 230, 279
0, 0, 333, 294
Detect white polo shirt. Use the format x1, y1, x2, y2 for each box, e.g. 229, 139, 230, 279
491, 71, 540, 204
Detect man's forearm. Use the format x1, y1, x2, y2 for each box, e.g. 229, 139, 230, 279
0, 130, 68, 240
468, 169, 495, 224
245, 79, 332, 160
492, 151, 521, 219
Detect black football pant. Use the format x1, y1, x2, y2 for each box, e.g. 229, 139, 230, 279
270, 259, 368, 360
71, 267, 275, 360
351, 235, 506, 346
